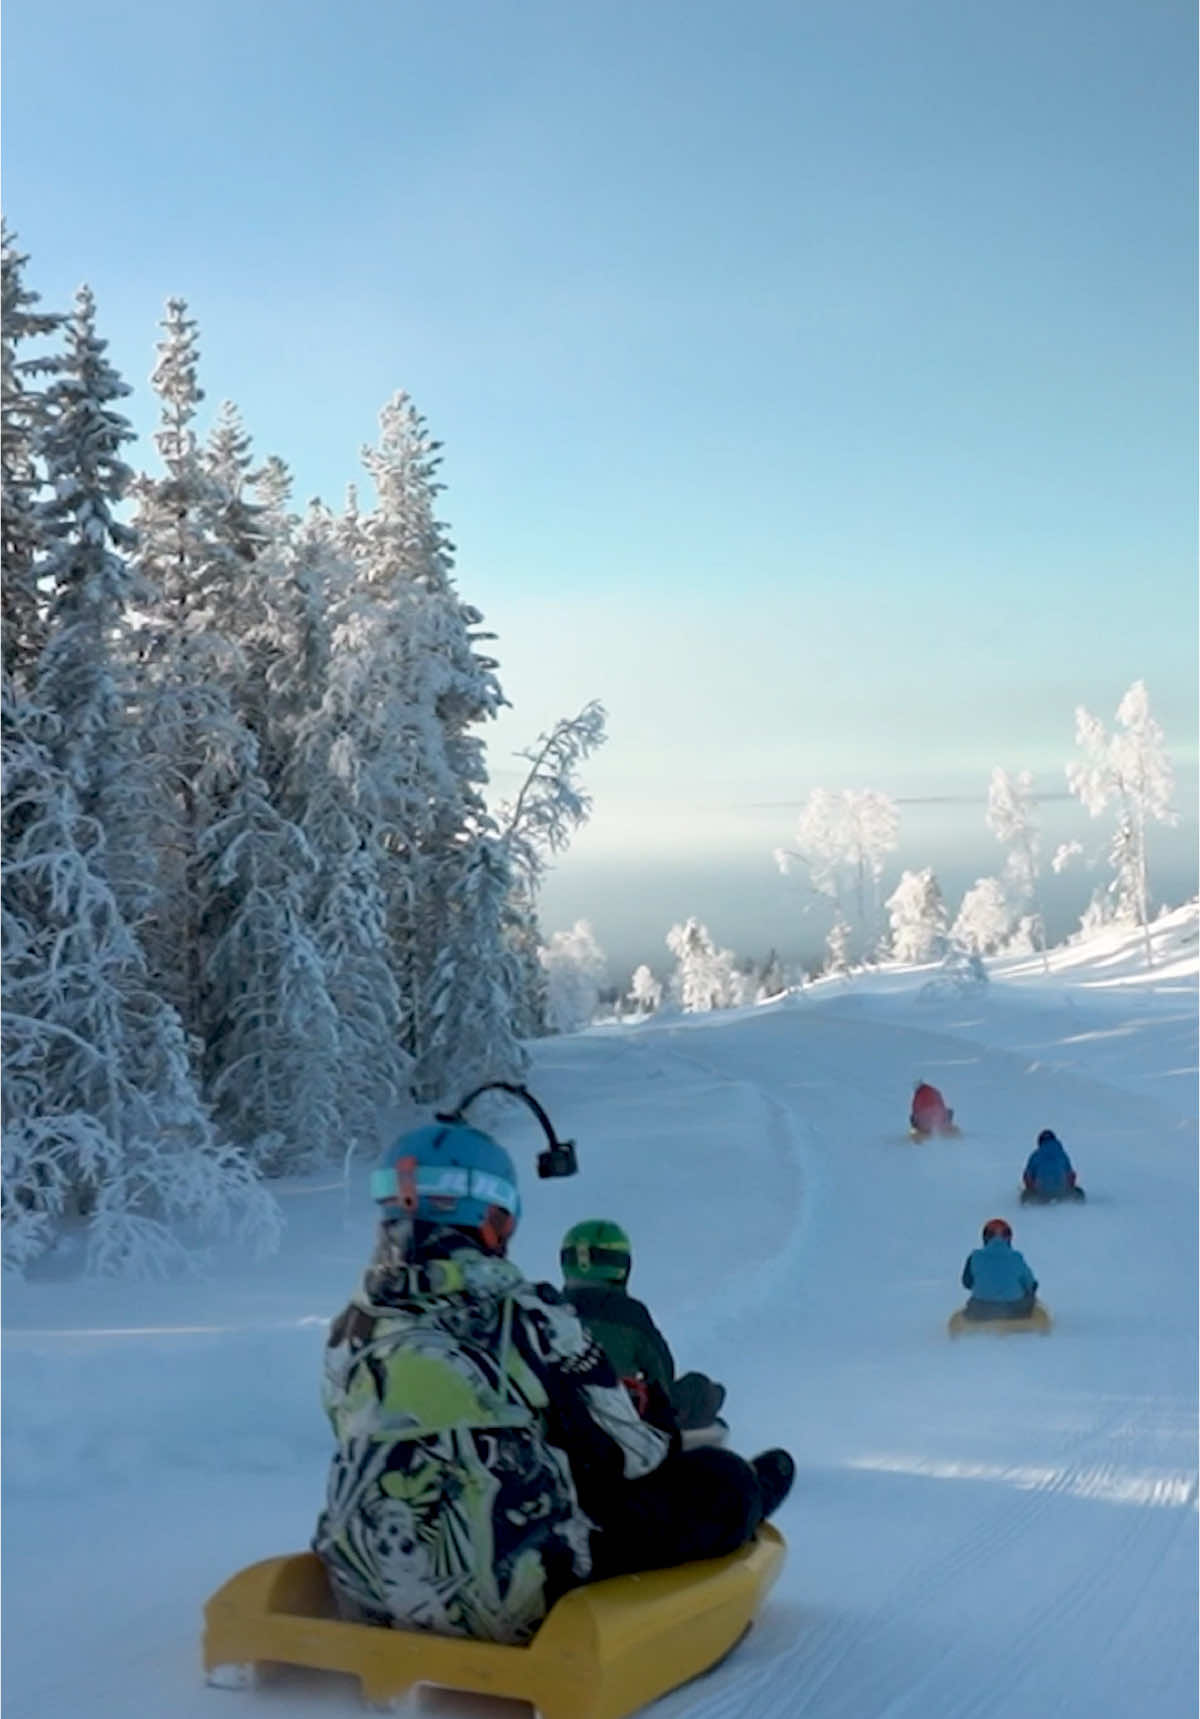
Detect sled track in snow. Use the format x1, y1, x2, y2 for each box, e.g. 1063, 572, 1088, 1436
633, 1015, 1198, 1719
672, 1395, 1196, 1719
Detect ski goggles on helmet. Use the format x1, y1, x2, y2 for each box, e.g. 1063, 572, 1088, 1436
370, 1161, 520, 1218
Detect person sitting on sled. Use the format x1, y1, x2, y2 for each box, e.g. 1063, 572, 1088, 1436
1021, 1129, 1085, 1202
313, 1119, 794, 1646
911, 1079, 954, 1136
960, 1217, 1039, 1320
560, 1219, 726, 1439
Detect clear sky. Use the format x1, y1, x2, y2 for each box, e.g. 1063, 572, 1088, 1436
5, 0, 1196, 968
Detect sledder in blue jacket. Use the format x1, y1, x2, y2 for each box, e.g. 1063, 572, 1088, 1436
1022, 1130, 1080, 1199
961, 1219, 1038, 1319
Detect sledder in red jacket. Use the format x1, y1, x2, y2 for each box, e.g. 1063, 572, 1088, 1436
910, 1081, 953, 1135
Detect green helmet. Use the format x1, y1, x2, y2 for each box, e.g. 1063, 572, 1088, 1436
560, 1219, 632, 1285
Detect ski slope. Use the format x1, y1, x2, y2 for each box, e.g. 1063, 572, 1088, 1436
4, 907, 1197, 1719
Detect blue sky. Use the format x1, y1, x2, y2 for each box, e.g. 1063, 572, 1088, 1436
5, 0, 1195, 964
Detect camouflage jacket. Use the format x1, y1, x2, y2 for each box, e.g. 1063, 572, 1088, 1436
313, 1226, 670, 1644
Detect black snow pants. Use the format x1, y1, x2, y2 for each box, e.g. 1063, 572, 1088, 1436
587, 1446, 763, 1581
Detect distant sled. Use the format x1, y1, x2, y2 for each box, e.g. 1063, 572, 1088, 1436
908, 1124, 963, 1142
203, 1526, 785, 1719
948, 1302, 1053, 1338
1019, 1186, 1086, 1205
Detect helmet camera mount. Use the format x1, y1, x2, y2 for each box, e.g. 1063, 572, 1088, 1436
435, 1082, 579, 1181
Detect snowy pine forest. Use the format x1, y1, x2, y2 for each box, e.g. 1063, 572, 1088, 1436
0, 230, 1185, 1278
1, 232, 610, 1276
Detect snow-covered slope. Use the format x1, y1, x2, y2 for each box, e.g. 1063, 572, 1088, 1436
4, 909, 1197, 1719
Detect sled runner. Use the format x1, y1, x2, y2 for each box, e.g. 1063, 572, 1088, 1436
909, 1124, 963, 1141
203, 1523, 785, 1718
947, 1301, 1053, 1337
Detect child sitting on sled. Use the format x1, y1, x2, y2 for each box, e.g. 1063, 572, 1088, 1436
910, 1080, 955, 1136
313, 1117, 793, 1646
559, 1219, 726, 1441
1021, 1129, 1085, 1202
960, 1217, 1039, 1320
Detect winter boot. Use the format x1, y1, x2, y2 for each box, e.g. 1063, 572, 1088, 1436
749, 1448, 795, 1517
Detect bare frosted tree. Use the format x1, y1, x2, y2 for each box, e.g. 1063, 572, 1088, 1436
776, 787, 899, 955
986, 768, 1048, 970
498, 700, 608, 890
1066, 680, 1177, 966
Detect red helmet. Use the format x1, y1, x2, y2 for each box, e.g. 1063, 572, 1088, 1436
981, 1217, 1013, 1243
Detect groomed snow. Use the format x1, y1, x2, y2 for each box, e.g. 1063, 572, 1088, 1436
4, 906, 1197, 1718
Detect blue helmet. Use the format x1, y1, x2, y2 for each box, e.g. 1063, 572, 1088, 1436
370, 1122, 522, 1248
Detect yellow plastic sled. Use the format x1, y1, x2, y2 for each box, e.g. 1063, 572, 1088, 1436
948, 1302, 1053, 1338
203, 1523, 786, 1719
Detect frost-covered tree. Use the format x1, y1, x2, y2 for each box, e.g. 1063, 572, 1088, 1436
627, 963, 663, 1015
496, 700, 607, 1038
198, 772, 340, 1172
986, 768, 1048, 969
951, 876, 1012, 956
666, 918, 748, 1011
885, 867, 949, 963
540, 920, 608, 1033
1, 229, 62, 686
34, 286, 141, 817
302, 764, 410, 1146
824, 915, 852, 975
499, 702, 608, 891
1, 682, 278, 1273
350, 395, 507, 1059
756, 949, 787, 1000
198, 399, 269, 665
416, 836, 529, 1100
130, 303, 271, 1033
251, 483, 336, 806
776, 787, 899, 954
1066, 681, 1177, 966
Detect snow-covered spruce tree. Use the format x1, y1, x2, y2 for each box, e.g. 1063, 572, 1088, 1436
131, 302, 329, 1100
1066, 681, 1177, 966
197, 763, 341, 1173
666, 918, 748, 1012
33, 286, 141, 820
627, 963, 663, 1015
251, 477, 336, 809
1, 228, 63, 687
951, 876, 1012, 956
885, 868, 949, 963
355, 394, 506, 1064
1, 680, 278, 1274
198, 400, 270, 661
290, 739, 411, 1150
417, 835, 529, 1100
539, 920, 608, 1033
986, 768, 1048, 970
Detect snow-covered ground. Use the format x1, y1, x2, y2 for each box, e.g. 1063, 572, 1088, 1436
4, 906, 1198, 1719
